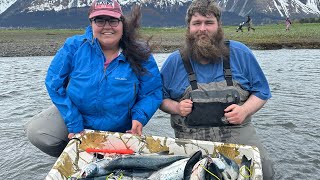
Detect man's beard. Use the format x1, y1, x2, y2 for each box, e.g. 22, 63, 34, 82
182, 27, 229, 64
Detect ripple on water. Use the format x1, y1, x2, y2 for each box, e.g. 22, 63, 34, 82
0, 125, 56, 179
310, 159, 320, 168
0, 94, 12, 100
280, 122, 297, 129
0, 90, 22, 98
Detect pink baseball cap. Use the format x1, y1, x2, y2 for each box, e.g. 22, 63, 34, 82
89, 0, 123, 19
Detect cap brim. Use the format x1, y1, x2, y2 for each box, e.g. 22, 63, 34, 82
89, 11, 121, 19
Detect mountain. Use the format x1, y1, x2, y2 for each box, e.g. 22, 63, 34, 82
0, 0, 319, 28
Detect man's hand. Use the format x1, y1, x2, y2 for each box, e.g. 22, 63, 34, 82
126, 120, 143, 136
224, 95, 267, 125
178, 99, 193, 117
160, 98, 193, 116
224, 104, 248, 125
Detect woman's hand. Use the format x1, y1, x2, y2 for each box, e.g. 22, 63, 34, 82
68, 131, 85, 139
126, 120, 143, 136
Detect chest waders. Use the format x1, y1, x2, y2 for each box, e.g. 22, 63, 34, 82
170, 44, 275, 179
171, 43, 252, 142
182, 50, 241, 128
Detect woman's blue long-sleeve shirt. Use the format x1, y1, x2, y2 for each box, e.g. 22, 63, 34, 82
45, 26, 162, 133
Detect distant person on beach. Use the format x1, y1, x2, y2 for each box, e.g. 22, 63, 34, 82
286, 17, 292, 31
160, 0, 274, 179
246, 15, 255, 31
25, 0, 162, 157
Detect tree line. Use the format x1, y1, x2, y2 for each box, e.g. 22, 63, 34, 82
298, 17, 320, 23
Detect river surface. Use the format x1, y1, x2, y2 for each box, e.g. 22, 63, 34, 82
0, 49, 320, 179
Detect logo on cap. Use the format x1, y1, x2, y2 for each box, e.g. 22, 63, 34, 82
96, 0, 113, 6
89, 0, 122, 19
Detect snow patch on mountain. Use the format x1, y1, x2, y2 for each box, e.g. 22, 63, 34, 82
273, 0, 320, 17
27, 0, 92, 12
225, 0, 251, 16
1, 0, 319, 18
25, 0, 191, 13
0, 0, 18, 14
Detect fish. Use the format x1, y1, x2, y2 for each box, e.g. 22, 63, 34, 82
104, 154, 188, 172
108, 169, 157, 179
74, 168, 154, 180
204, 156, 227, 180
79, 158, 113, 178
210, 157, 226, 171
74, 174, 148, 180
217, 153, 239, 180
148, 158, 189, 180
205, 161, 223, 180
189, 156, 227, 180
184, 151, 229, 180
190, 157, 208, 180
237, 155, 252, 180
183, 150, 203, 180
76, 158, 190, 180
76, 153, 187, 178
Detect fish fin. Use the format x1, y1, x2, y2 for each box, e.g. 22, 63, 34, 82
241, 155, 252, 167
155, 150, 170, 155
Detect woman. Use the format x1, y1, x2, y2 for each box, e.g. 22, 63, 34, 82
286, 17, 292, 31
25, 0, 162, 157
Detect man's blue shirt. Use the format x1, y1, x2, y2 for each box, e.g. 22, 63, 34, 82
161, 40, 271, 101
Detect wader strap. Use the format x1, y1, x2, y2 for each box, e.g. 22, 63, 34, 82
223, 40, 233, 86
180, 50, 198, 90
179, 40, 232, 90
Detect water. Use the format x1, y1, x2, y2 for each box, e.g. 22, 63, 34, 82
0, 49, 320, 179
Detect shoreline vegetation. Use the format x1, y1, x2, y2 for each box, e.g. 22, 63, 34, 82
0, 23, 319, 57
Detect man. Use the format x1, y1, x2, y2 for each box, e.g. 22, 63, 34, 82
160, 0, 274, 179
246, 15, 256, 31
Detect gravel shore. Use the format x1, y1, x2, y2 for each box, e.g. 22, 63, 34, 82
1, 30, 319, 57
0, 36, 181, 57
2, 40, 320, 57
